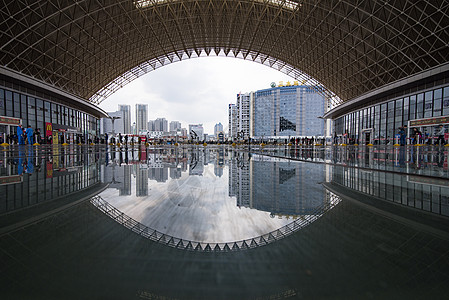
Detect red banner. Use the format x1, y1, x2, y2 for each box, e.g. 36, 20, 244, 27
46, 122, 52, 136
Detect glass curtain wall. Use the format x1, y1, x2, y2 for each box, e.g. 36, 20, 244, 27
335, 85, 449, 145
0, 86, 99, 143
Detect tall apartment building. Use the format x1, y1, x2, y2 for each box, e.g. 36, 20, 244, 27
118, 104, 131, 134
153, 118, 168, 132
135, 104, 148, 133
228, 104, 238, 140
148, 120, 155, 132
169, 121, 181, 132
237, 93, 251, 139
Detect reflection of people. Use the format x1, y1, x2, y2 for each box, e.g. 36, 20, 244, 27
26, 156, 34, 174
398, 126, 406, 146
26, 125, 34, 144
17, 147, 25, 175
17, 125, 25, 145
435, 125, 445, 146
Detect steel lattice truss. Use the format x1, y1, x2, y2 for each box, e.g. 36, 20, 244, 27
1, 0, 449, 107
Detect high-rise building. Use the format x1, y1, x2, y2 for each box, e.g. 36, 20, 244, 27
118, 105, 131, 134
148, 120, 155, 132
237, 93, 251, 139
214, 122, 223, 138
189, 124, 204, 141
228, 104, 238, 140
169, 121, 181, 132
135, 104, 148, 133
154, 118, 168, 132
180, 128, 188, 137
252, 84, 325, 138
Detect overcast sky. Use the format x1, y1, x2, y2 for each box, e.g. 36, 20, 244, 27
99, 56, 295, 134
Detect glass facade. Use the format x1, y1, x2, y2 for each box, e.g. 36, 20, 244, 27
0, 86, 100, 144
253, 85, 325, 138
334, 84, 449, 145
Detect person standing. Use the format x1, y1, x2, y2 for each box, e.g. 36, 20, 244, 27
26, 125, 34, 145
17, 125, 25, 145
35, 128, 41, 144
435, 125, 446, 146
412, 127, 422, 144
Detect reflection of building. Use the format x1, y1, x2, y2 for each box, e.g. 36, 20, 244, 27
189, 149, 204, 175
228, 154, 326, 215
214, 148, 225, 177
148, 167, 168, 182
136, 166, 148, 196
170, 167, 182, 179
102, 164, 132, 195
121, 165, 132, 195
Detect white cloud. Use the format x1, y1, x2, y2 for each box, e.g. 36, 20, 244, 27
99, 56, 295, 134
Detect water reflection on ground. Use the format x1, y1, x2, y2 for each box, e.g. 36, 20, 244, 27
0, 145, 449, 299
99, 149, 332, 244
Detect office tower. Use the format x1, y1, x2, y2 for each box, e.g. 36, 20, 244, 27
118, 105, 131, 134
252, 83, 325, 138
135, 104, 148, 133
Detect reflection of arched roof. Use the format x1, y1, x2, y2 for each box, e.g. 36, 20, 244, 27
1, 1, 448, 105
90, 193, 341, 252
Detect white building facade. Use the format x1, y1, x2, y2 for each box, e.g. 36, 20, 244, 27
135, 104, 148, 133
118, 104, 131, 134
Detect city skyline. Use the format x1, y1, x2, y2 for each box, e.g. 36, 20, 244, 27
99, 56, 295, 134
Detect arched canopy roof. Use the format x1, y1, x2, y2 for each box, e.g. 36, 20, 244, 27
1, 0, 448, 106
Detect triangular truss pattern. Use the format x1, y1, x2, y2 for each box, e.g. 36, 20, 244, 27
1, 0, 448, 109
89, 191, 342, 252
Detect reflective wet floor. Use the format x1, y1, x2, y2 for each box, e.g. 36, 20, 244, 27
1, 145, 449, 299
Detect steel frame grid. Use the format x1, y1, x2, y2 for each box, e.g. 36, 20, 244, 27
1, 0, 448, 108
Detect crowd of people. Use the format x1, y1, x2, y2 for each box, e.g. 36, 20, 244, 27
3, 124, 42, 145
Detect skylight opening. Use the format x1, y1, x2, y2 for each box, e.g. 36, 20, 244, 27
135, 0, 301, 11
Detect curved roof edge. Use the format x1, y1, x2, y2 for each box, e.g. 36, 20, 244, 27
323, 62, 449, 120
89, 50, 341, 106
0, 66, 109, 119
